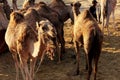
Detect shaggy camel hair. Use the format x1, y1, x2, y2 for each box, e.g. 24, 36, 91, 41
35, 3, 65, 60
0, 0, 11, 19
22, 8, 60, 62
5, 11, 57, 80
71, 2, 103, 80
21, 1, 65, 60
100, 0, 117, 35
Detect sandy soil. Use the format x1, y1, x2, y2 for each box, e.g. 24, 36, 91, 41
0, 0, 120, 80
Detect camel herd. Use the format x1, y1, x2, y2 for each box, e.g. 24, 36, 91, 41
0, 0, 117, 80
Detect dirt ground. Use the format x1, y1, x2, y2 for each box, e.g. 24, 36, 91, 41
0, 0, 120, 80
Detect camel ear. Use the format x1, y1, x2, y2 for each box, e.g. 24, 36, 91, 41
71, 3, 73, 6
0, 3, 4, 7
78, 2, 81, 7
13, 12, 24, 23
36, 22, 40, 30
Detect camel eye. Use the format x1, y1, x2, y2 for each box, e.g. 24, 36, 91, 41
42, 26, 48, 31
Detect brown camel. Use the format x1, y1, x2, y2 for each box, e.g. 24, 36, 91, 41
49, 0, 74, 24
0, 3, 8, 30
35, 3, 65, 60
12, 0, 18, 10
0, 3, 9, 53
0, 0, 11, 19
22, 0, 35, 9
100, 0, 117, 35
0, 29, 8, 53
21, 1, 65, 60
5, 10, 57, 80
71, 2, 103, 80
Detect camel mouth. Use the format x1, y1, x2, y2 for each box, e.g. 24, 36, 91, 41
47, 30, 57, 38
45, 46, 55, 60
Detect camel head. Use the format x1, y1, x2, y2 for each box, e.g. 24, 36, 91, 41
0, 0, 4, 3
71, 1, 81, 16
10, 11, 24, 24
36, 19, 57, 40
36, 19, 57, 60
23, 0, 35, 9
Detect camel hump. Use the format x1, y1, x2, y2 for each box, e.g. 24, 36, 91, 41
10, 11, 24, 24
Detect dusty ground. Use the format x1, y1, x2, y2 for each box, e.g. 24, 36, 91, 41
0, 0, 120, 80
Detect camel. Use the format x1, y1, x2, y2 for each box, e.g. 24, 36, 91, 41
5, 10, 57, 80
100, 0, 117, 35
0, 3, 9, 53
0, 0, 11, 19
22, 1, 65, 59
22, 0, 35, 9
49, 0, 74, 24
12, 0, 18, 10
35, 3, 65, 59
16, 0, 63, 61
0, 29, 8, 53
0, 3, 8, 30
69, 1, 81, 44
71, 2, 103, 80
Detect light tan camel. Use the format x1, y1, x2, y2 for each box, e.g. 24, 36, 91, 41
71, 2, 103, 80
100, 0, 117, 35
5, 11, 57, 80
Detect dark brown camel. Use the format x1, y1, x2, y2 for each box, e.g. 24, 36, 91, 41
49, 0, 74, 24
0, 3, 9, 53
0, 3, 8, 29
0, 0, 11, 19
71, 2, 103, 80
5, 10, 57, 80
12, 0, 18, 10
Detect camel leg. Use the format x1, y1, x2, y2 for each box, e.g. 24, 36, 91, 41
12, 0, 18, 10
106, 14, 110, 36
101, 16, 105, 34
60, 28, 65, 54
93, 54, 100, 80
101, 7, 105, 33
57, 27, 65, 60
87, 54, 93, 80
112, 10, 116, 30
18, 53, 30, 80
53, 37, 61, 63
93, 44, 101, 80
23, 62, 32, 80
83, 37, 93, 80
84, 49, 93, 80
73, 41, 80, 75
30, 58, 37, 79
12, 53, 19, 80
16, 53, 26, 80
